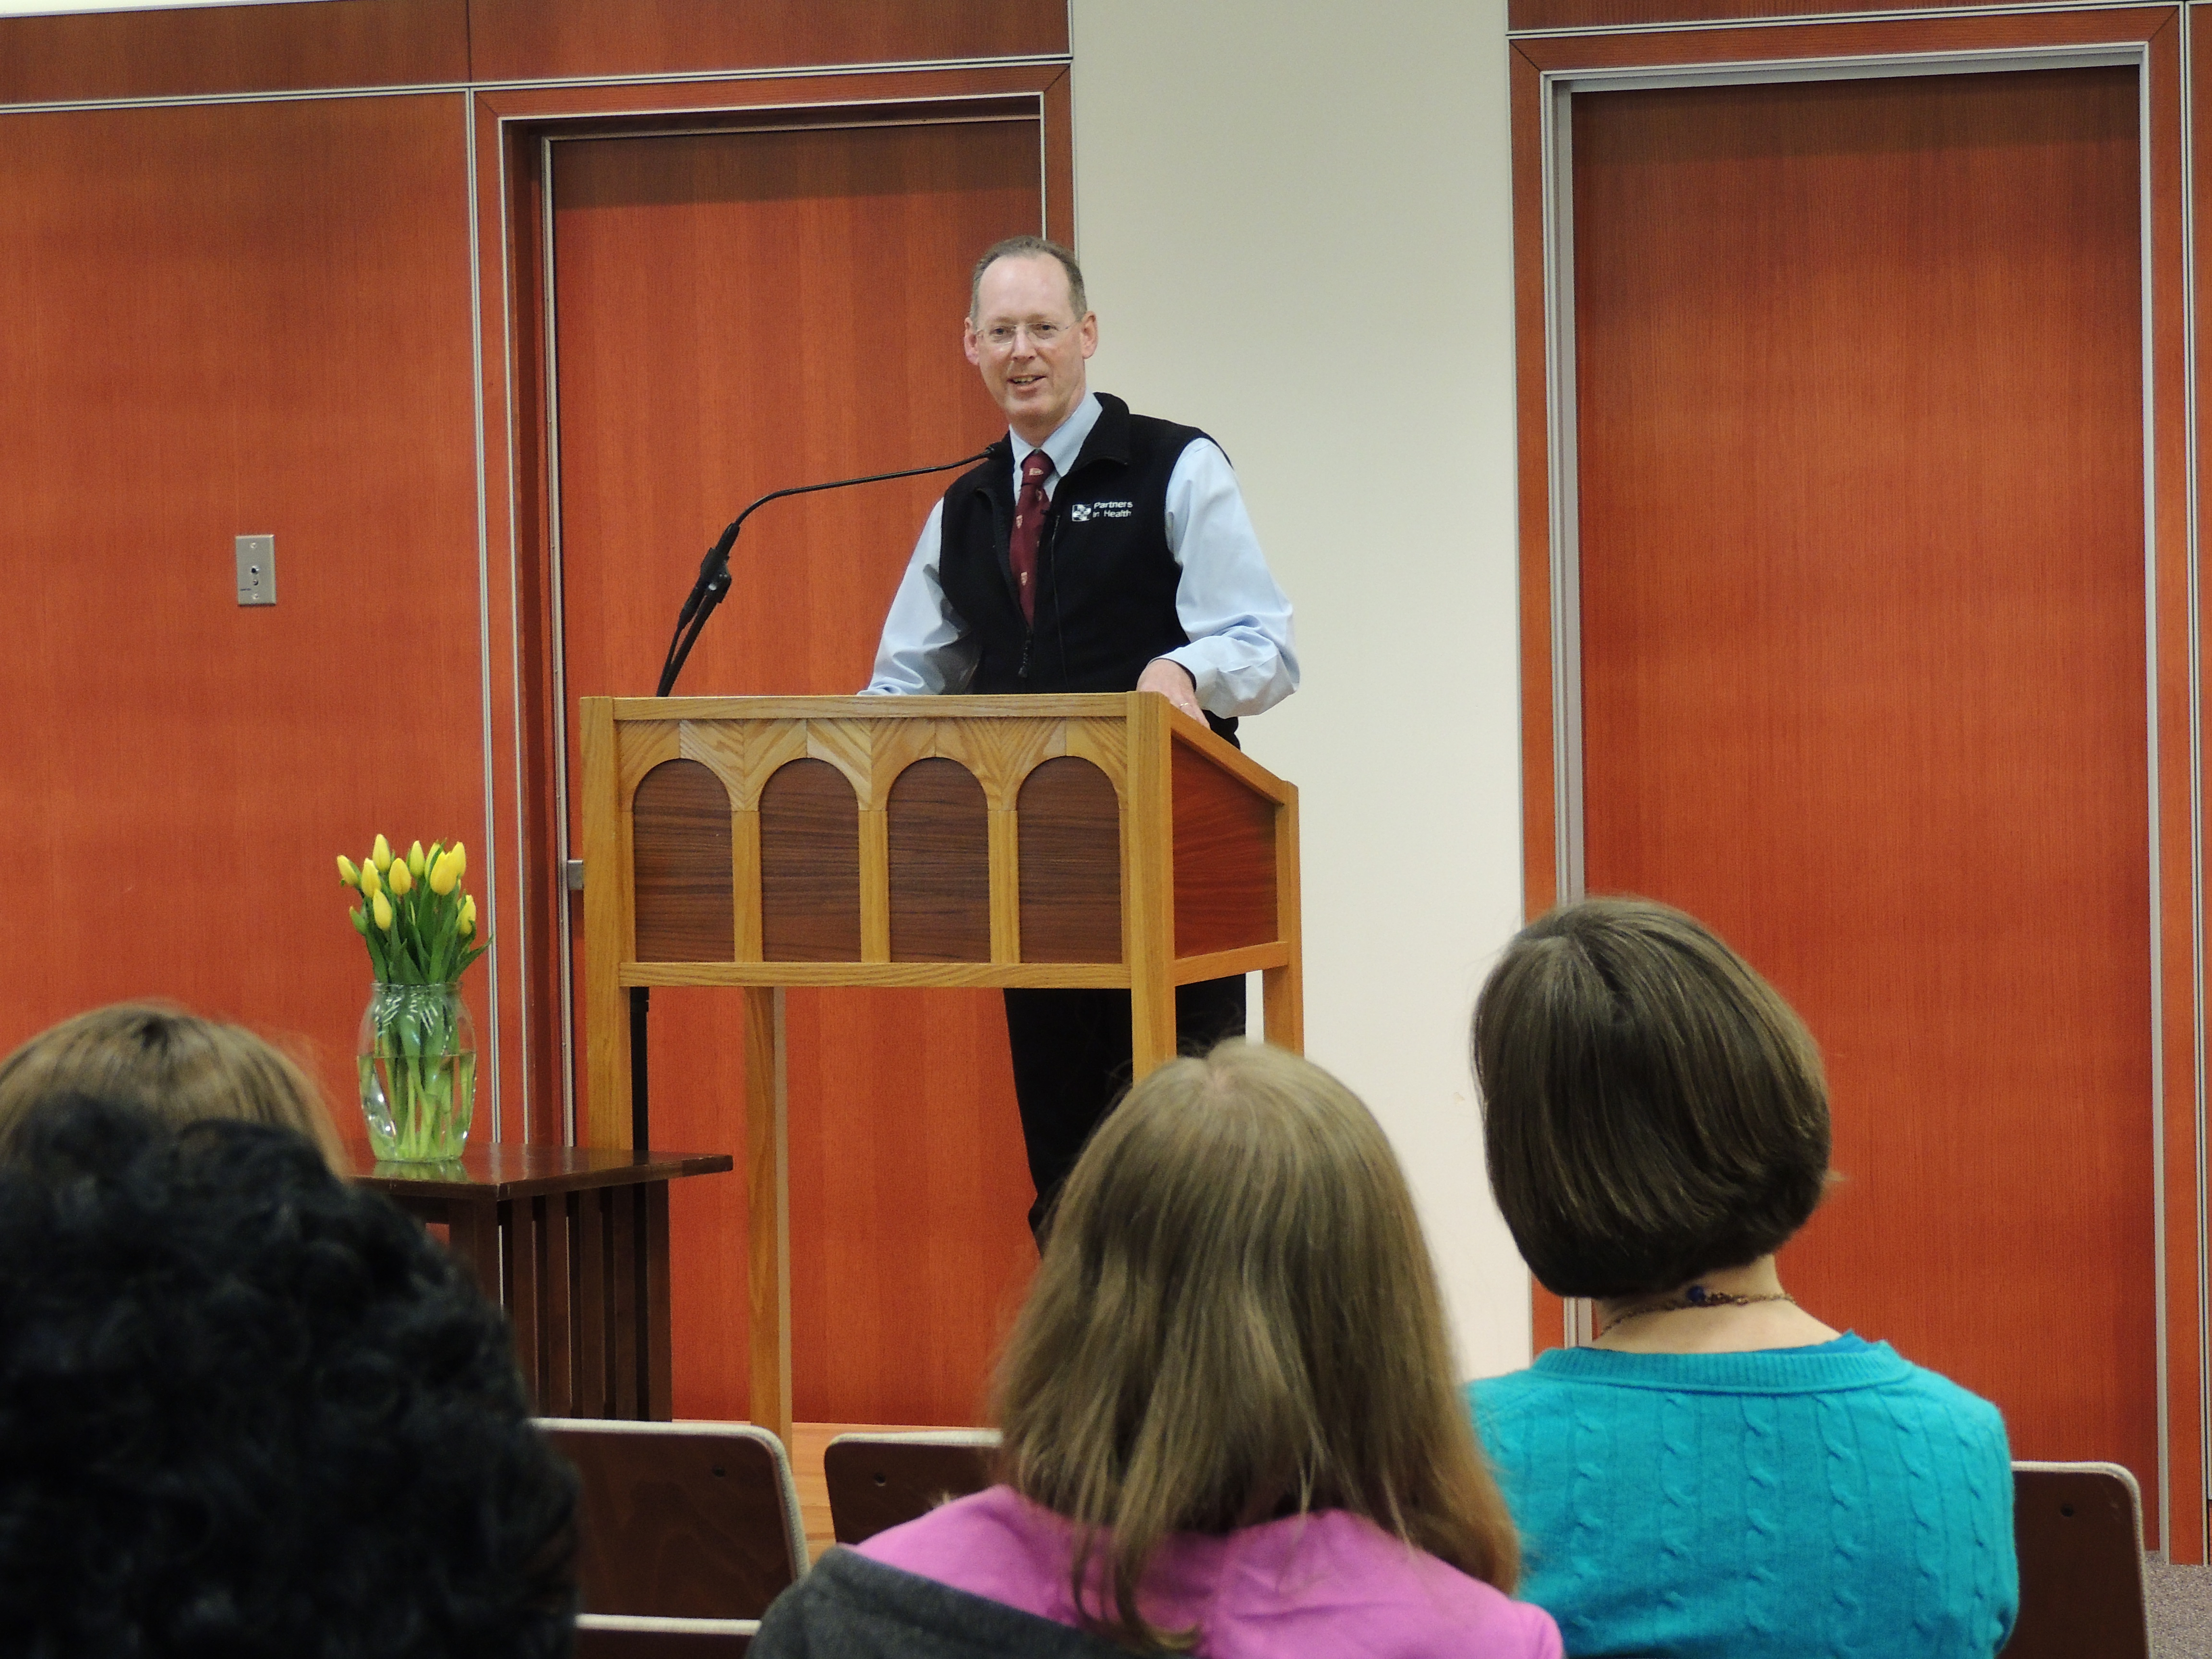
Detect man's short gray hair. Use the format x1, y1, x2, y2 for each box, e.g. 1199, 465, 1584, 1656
968, 235, 1087, 322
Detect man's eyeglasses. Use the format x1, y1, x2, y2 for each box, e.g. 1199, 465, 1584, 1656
979, 321, 1069, 349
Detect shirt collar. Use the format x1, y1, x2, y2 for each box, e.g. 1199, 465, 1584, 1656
1009, 392, 1102, 480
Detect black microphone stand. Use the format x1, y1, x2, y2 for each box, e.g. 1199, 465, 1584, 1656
655, 449, 991, 697
634, 445, 992, 1147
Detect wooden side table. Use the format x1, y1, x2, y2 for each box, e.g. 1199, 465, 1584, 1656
351, 1144, 733, 1422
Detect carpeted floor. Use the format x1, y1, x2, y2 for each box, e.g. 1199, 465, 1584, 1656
2150, 1562, 2210, 1657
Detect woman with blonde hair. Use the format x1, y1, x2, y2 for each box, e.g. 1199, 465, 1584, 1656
0, 1002, 345, 1169
756, 1042, 1559, 1658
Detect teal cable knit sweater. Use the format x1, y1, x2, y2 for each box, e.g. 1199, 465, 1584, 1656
1467, 1337, 2017, 1658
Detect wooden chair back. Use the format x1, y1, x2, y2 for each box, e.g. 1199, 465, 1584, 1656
574, 1614, 753, 1656
823, 1429, 999, 1545
2007, 1461, 2149, 1659
543, 1419, 806, 1621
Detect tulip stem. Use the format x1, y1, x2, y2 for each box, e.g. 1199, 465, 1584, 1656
360, 983, 475, 1162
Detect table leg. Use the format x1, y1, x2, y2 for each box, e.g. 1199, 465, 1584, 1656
745, 985, 791, 1450
577, 1187, 609, 1418
503, 1196, 542, 1407
610, 1184, 639, 1418
643, 1182, 673, 1420
541, 1192, 575, 1416
444, 1197, 502, 1303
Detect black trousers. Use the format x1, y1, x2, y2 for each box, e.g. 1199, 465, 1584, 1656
1002, 976, 1247, 1242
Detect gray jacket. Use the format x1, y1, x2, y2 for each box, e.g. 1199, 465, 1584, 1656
752, 1547, 1131, 1659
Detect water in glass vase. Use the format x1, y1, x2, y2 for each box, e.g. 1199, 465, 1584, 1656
357, 982, 477, 1162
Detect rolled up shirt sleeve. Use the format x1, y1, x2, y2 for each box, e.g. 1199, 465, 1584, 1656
1155, 439, 1298, 719
862, 500, 979, 696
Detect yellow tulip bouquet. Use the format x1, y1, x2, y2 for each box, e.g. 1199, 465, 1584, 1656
337, 834, 488, 1161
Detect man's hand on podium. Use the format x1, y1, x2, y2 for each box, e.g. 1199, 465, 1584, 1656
1139, 658, 1204, 722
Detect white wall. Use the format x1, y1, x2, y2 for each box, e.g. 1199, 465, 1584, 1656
1070, 0, 1532, 1378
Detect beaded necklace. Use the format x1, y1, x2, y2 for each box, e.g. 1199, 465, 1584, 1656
1603, 1284, 1797, 1330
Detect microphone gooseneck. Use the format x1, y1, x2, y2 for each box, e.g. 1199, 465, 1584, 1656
656, 448, 992, 698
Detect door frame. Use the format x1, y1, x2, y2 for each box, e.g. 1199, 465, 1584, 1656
1508, 6, 2207, 1560
531, 96, 1058, 1148
463, 62, 1075, 1156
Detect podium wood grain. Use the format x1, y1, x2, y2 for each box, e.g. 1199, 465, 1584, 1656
759, 761, 862, 963
633, 760, 734, 963
888, 759, 992, 963
1016, 757, 1122, 963
1171, 739, 1278, 959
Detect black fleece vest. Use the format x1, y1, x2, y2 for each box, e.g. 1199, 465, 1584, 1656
938, 393, 1237, 742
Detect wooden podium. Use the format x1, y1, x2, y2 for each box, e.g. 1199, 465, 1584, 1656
577, 692, 1302, 1445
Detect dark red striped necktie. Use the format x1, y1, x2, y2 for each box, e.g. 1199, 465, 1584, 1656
1010, 449, 1054, 624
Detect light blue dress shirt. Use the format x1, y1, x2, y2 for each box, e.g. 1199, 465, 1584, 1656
864, 393, 1298, 719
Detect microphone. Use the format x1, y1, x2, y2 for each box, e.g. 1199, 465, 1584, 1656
656, 448, 991, 697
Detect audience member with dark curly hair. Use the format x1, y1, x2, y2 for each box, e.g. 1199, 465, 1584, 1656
0, 1094, 578, 1659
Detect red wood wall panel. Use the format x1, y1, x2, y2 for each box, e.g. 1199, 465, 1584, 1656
1570, 66, 2159, 1517
0, 94, 483, 1143
468, 0, 1068, 84
0, 0, 467, 103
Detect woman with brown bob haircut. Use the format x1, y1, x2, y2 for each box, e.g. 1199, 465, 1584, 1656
1465, 898, 2017, 1659
756, 1042, 1560, 1659
0, 1002, 345, 1170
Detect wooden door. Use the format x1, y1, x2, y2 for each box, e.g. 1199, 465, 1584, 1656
548, 116, 1045, 1423
1569, 68, 2159, 1523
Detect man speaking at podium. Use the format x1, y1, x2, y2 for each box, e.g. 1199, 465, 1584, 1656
864, 235, 1297, 1238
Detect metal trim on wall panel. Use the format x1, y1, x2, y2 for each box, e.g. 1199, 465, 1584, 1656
540, 136, 578, 1150
0, 81, 471, 117
1544, 87, 1587, 909
0, 54, 1072, 119
1537, 52, 2177, 1551
493, 96, 533, 1152
1556, 42, 2147, 93
2183, 0, 2212, 1555
2129, 40, 2175, 1558
523, 89, 1049, 138
468, 55, 1071, 97
1512, 0, 2164, 41
465, 88, 506, 1144
541, 113, 1039, 145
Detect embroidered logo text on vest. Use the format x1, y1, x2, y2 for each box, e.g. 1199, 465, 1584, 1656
1066, 501, 1135, 523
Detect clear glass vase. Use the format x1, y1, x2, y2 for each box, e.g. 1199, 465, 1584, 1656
357, 981, 477, 1162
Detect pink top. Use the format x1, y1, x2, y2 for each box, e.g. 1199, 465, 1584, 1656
858, 1485, 1563, 1659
